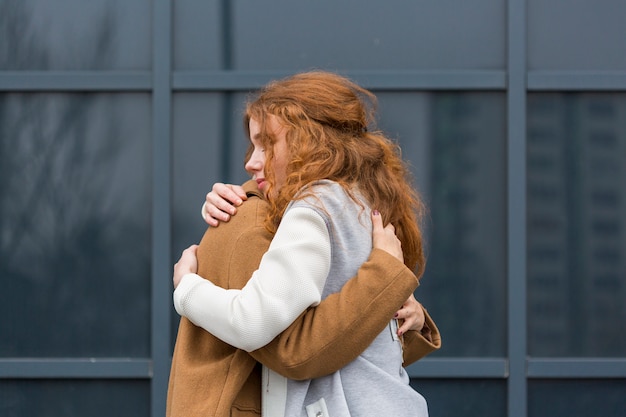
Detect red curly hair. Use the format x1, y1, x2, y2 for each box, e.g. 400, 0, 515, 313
243, 71, 426, 276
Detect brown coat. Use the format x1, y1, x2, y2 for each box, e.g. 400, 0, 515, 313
166, 180, 440, 417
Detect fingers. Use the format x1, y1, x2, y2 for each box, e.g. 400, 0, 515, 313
395, 296, 425, 336
396, 319, 413, 337
371, 209, 383, 231
203, 196, 232, 226
228, 184, 248, 201
214, 183, 246, 206
201, 202, 218, 226
202, 183, 247, 226
371, 210, 403, 262
173, 245, 199, 289
174, 245, 198, 268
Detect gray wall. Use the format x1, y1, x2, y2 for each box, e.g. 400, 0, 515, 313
1, 0, 625, 416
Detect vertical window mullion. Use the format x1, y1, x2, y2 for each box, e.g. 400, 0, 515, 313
507, 0, 529, 416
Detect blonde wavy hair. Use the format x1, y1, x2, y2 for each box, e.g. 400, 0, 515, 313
243, 71, 426, 276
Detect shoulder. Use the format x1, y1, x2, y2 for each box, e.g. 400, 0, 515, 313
235, 193, 269, 228
197, 193, 271, 260
289, 180, 365, 220
291, 180, 349, 207
196, 193, 273, 286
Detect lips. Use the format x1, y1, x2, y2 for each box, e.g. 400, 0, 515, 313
255, 178, 266, 190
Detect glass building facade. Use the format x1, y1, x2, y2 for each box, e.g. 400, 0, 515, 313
1, 1, 625, 416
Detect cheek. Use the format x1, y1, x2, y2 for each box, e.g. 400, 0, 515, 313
275, 156, 288, 177
274, 145, 289, 176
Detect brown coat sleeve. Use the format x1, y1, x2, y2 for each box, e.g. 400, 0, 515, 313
249, 249, 423, 380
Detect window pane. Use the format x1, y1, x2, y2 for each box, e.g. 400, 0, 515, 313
222, 0, 505, 71
173, 0, 223, 70
0, 0, 151, 70
528, 0, 626, 70
413, 379, 506, 417
0, 380, 149, 417
529, 380, 626, 417
172, 93, 226, 256
527, 93, 626, 356
171, 92, 251, 260
0, 93, 151, 357
378, 92, 507, 357
171, 91, 251, 248
171, 92, 252, 350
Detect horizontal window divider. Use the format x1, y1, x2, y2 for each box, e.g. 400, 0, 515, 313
6, 70, 626, 92
4, 357, 624, 380
173, 70, 292, 91
173, 70, 507, 91
406, 357, 508, 379
0, 71, 152, 91
528, 70, 626, 91
349, 70, 507, 91
0, 358, 152, 379
527, 358, 626, 379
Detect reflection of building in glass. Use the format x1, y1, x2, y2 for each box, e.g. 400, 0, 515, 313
579, 96, 626, 355
527, 95, 570, 354
527, 94, 626, 356
428, 94, 506, 356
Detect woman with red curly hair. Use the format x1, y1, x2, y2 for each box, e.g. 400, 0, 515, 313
174, 71, 432, 416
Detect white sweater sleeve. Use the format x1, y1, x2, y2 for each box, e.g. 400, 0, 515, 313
173, 206, 331, 352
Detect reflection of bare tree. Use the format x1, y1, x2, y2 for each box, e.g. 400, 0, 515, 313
0, 1, 48, 69
0, 1, 149, 358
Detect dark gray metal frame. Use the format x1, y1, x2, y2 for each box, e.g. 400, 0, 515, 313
1, 0, 625, 416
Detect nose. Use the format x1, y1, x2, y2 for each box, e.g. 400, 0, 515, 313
245, 149, 263, 174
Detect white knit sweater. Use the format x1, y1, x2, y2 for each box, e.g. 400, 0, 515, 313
173, 206, 331, 352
